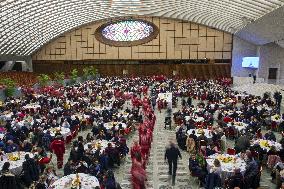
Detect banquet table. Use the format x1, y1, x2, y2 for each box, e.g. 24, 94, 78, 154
104, 122, 127, 130
252, 139, 282, 152
257, 106, 273, 112
185, 116, 205, 123
271, 115, 283, 123
22, 103, 41, 110
0, 112, 13, 120
227, 122, 248, 131
187, 129, 212, 138
43, 127, 71, 139
206, 154, 246, 179
84, 140, 115, 153
0, 151, 33, 175
49, 173, 100, 189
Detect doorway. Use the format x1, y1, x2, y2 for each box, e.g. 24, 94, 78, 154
268, 68, 278, 84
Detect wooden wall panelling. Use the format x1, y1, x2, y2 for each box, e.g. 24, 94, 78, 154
33, 17, 232, 61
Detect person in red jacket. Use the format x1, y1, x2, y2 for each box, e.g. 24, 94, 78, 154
50, 135, 65, 169
139, 129, 151, 165
131, 153, 146, 189
131, 141, 142, 160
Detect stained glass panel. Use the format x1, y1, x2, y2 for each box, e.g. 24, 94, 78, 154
101, 20, 154, 42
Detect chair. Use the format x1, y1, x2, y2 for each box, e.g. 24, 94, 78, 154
225, 127, 236, 139
267, 155, 281, 169
190, 171, 201, 185
227, 148, 236, 155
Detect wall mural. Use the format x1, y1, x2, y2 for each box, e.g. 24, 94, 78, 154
32, 16, 233, 61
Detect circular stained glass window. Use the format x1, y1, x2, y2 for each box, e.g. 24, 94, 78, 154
96, 19, 159, 47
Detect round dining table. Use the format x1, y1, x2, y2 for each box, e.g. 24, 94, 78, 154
0, 151, 33, 175
206, 153, 246, 179
104, 122, 127, 130
252, 139, 282, 152
49, 173, 100, 189
187, 129, 212, 138
84, 140, 115, 153
43, 127, 71, 140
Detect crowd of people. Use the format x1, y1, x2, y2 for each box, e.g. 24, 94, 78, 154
0, 75, 283, 189
165, 78, 284, 188
0, 77, 154, 188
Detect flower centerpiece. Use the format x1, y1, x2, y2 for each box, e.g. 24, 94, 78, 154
260, 140, 271, 148
8, 152, 21, 161
216, 155, 236, 163
197, 128, 204, 135
71, 173, 81, 189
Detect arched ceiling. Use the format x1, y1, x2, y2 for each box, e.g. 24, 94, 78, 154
1, 0, 284, 56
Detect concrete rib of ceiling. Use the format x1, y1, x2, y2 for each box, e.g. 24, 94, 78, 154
0, 0, 283, 56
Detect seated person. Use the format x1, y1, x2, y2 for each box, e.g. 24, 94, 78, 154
206, 144, 221, 156
0, 162, 18, 189
226, 168, 245, 189
4, 140, 18, 153
197, 132, 208, 147
264, 130, 276, 142
244, 151, 260, 188
188, 130, 197, 142
188, 154, 207, 184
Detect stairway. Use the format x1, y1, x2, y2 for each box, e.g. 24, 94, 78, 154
118, 109, 196, 189
149, 110, 195, 189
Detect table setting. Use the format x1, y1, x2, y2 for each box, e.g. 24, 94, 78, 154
187, 129, 212, 138
103, 122, 127, 130
0, 151, 34, 175
227, 122, 248, 131
43, 127, 71, 140
252, 139, 282, 152
84, 140, 115, 153
206, 154, 246, 178
22, 103, 41, 110
49, 173, 100, 189
271, 114, 283, 123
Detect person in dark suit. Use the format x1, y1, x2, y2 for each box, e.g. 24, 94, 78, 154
0, 162, 20, 189
21, 154, 40, 187
253, 75, 256, 84
226, 168, 245, 189
164, 141, 182, 186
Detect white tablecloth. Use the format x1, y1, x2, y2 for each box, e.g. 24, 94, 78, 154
104, 122, 127, 130
252, 139, 282, 152
49, 173, 100, 189
227, 122, 248, 131
187, 129, 212, 138
0, 133, 4, 139
0, 152, 33, 175
206, 154, 246, 178
22, 104, 41, 110
44, 127, 71, 139
271, 115, 283, 123
84, 140, 115, 153
185, 116, 205, 123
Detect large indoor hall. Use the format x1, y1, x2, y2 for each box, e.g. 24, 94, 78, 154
1, 1, 284, 189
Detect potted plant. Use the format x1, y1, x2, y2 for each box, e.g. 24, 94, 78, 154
70, 69, 78, 84
0, 78, 16, 97
37, 74, 50, 87
82, 67, 90, 81
89, 66, 98, 79
53, 72, 65, 86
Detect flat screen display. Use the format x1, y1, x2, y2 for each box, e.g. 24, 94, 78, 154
242, 57, 259, 68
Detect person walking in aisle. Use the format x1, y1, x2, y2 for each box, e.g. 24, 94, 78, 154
164, 141, 182, 186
